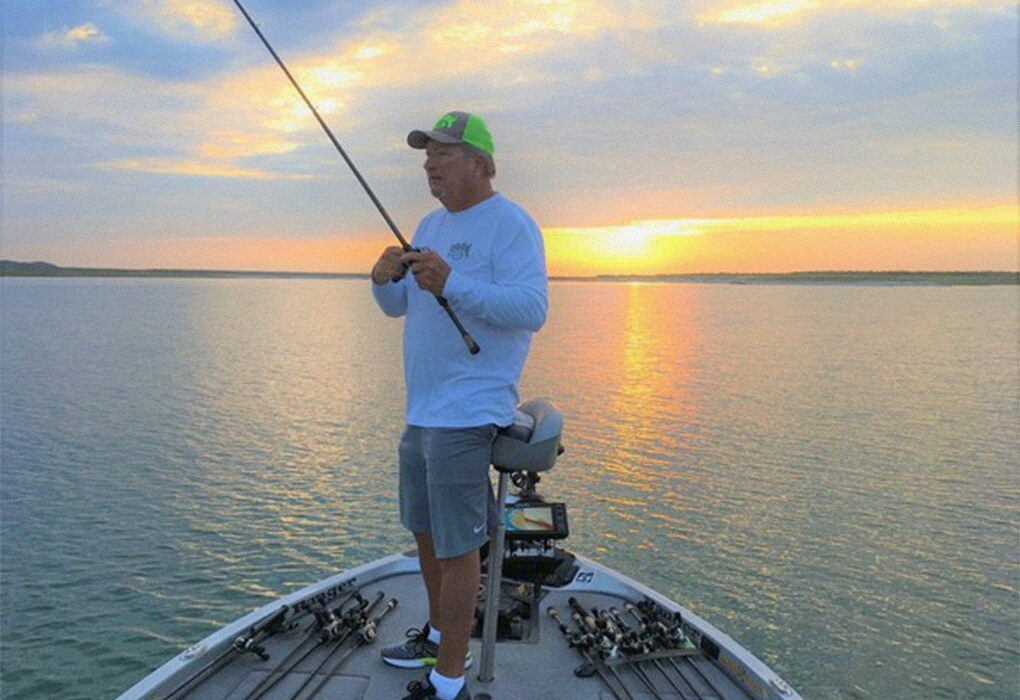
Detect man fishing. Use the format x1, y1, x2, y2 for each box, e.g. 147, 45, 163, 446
371, 111, 548, 700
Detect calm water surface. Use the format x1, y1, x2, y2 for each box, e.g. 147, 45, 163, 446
1, 278, 1017, 699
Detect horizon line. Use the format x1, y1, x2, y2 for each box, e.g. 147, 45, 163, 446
1, 260, 1016, 284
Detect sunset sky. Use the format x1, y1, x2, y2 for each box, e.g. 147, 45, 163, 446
3, 0, 1016, 276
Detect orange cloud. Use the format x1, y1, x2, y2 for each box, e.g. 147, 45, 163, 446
699, 0, 820, 26
697, 0, 1016, 26
543, 205, 1017, 276
123, 0, 238, 41
103, 158, 314, 181
44, 234, 386, 273
177, 235, 385, 272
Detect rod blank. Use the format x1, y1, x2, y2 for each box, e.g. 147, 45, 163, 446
232, 0, 479, 354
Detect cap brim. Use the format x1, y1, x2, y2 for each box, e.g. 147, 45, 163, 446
407, 129, 463, 149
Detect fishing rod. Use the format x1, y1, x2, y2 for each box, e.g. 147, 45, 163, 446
594, 609, 665, 700
547, 606, 632, 700
295, 595, 398, 700
625, 601, 721, 699
164, 605, 291, 699
562, 599, 635, 697
559, 596, 732, 700
231, 0, 480, 355
244, 589, 367, 700
608, 607, 695, 699
568, 605, 632, 692
288, 591, 386, 700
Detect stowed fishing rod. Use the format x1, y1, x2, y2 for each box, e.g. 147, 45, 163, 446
296, 594, 398, 700
607, 606, 692, 698
548, 596, 731, 700
231, 0, 480, 355
547, 605, 632, 700
164, 604, 293, 699
243, 588, 367, 700
234, 587, 397, 700
623, 599, 722, 699
287, 590, 384, 700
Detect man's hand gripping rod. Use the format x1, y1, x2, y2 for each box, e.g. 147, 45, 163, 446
232, 0, 480, 354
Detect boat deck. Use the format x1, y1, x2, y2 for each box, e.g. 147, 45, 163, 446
164, 564, 754, 700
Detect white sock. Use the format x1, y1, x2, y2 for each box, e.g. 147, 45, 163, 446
429, 669, 464, 700
427, 625, 441, 644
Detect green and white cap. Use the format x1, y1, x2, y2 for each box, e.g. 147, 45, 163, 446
407, 111, 494, 156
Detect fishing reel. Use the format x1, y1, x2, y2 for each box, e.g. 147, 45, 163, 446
389, 246, 422, 283
230, 604, 291, 661
231, 635, 270, 661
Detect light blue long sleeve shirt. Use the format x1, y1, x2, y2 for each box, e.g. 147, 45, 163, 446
372, 193, 548, 428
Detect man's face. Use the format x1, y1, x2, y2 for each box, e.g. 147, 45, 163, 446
423, 141, 479, 210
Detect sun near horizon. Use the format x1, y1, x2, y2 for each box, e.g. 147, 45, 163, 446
541, 204, 1018, 277
23, 202, 1016, 276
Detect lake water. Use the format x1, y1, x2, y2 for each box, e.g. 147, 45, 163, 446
1, 277, 1017, 699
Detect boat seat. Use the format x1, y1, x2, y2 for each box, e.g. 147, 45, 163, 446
491, 399, 563, 474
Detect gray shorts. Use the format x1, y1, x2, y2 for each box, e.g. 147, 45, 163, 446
398, 424, 498, 559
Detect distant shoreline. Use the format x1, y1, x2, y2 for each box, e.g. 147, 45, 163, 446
1, 260, 1016, 286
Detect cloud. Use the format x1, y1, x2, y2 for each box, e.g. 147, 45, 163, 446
214, 0, 688, 168
6, 0, 1014, 260
36, 23, 110, 49
102, 157, 313, 181
697, 0, 1017, 26
4, 64, 205, 148
343, 0, 675, 89
112, 0, 238, 42
699, 0, 821, 26
3, 62, 317, 185
423, 0, 662, 51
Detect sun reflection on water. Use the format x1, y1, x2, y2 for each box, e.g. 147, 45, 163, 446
524, 282, 707, 558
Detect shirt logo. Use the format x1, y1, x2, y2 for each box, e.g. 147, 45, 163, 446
448, 242, 472, 261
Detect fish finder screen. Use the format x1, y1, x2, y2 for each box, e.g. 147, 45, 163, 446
504, 502, 569, 540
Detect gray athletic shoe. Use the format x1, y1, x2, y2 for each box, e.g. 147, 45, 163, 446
381, 624, 472, 669
382, 626, 438, 668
